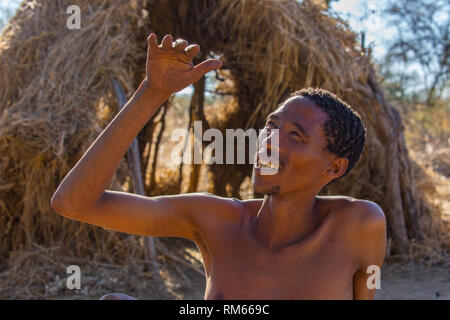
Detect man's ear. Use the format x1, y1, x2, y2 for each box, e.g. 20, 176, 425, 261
324, 157, 348, 180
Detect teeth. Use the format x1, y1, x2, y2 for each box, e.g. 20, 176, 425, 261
257, 158, 278, 169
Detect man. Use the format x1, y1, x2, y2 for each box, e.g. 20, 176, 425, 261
51, 34, 386, 300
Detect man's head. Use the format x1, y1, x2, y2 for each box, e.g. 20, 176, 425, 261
251, 88, 366, 196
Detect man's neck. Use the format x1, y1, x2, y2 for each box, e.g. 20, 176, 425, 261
252, 189, 323, 251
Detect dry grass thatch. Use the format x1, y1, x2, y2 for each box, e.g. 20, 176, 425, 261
0, 239, 205, 299
144, 0, 448, 256
0, 0, 149, 259
0, 0, 448, 289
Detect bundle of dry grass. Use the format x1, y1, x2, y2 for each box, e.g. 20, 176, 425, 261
145, 0, 449, 257
0, 0, 447, 278
0, 240, 205, 299
0, 0, 148, 259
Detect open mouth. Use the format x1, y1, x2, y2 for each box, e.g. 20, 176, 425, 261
256, 157, 279, 169
255, 149, 282, 171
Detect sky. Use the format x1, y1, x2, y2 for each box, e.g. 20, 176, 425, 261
330, 0, 393, 60
0, 0, 392, 61
0, 0, 20, 28
0, 0, 19, 14
0, 0, 440, 96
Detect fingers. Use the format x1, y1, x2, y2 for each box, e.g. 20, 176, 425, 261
161, 34, 173, 50
191, 59, 223, 82
147, 33, 158, 51
172, 39, 189, 52
148, 33, 203, 61
184, 44, 200, 59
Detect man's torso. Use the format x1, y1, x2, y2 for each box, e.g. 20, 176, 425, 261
191, 196, 364, 299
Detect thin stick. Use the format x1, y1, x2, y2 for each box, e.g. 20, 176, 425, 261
166, 257, 192, 288
110, 77, 161, 281
156, 242, 204, 276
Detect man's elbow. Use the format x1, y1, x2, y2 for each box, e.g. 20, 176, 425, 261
50, 191, 79, 219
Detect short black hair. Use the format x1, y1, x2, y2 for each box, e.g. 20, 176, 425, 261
289, 88, 366, 180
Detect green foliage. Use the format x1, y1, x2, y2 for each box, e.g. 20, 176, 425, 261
394, 96, 449, 151
380, 0, 449, 105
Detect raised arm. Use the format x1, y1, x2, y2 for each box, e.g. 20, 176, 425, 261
51, 34, 223, 240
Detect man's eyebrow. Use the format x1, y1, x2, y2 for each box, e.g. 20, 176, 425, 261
292, 121, 311, 138
267, 113, 311, 138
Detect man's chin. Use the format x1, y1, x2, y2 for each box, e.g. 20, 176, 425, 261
263, 186, 280, 196
251, 176, 280, 196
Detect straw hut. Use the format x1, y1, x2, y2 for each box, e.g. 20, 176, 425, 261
0, 0, 447, 268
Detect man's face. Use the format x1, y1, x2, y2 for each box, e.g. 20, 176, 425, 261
251, 96, 336, 196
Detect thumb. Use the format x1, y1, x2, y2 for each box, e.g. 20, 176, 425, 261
191, 59, 223, 82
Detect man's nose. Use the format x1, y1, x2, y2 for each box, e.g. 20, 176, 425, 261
260, 128, 280, 156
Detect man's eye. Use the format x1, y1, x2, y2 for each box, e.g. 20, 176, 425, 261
291, 131, 301, 138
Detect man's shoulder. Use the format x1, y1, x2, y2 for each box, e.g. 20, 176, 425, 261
319, 196, 386, 232
190, 192, 249, 224
189, 192, 242, 205
321, 196, 387, 264
319, 195, 384, 216
347, 198, 385, 228
325, 197, 387, 269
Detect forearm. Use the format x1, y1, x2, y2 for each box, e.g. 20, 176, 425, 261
51, 80, 170, 212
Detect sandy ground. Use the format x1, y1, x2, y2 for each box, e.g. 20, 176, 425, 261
75, 259, 450, 300
374, 262, 450, 300
0, 238, 448, 300
166, 259, 450, 300
61, 239, 450, 300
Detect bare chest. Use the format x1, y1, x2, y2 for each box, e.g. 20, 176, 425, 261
203, 224, 359, 299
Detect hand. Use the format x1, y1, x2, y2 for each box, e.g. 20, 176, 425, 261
144, 33, 223, 95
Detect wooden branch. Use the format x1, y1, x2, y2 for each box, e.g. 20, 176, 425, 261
149, 103, 168, 190
156, 242, 204, 276
166, 257, 192, 288
187, 75, 206, 193
141, 108, 163, 189
204, 89, 235, 96
368, 70, 410, 254
109, 77, 161, 281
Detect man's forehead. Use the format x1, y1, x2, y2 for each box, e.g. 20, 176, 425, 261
269, 96, 329, 124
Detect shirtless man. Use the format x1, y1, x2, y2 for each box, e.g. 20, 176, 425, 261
51, 34, 386, 300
